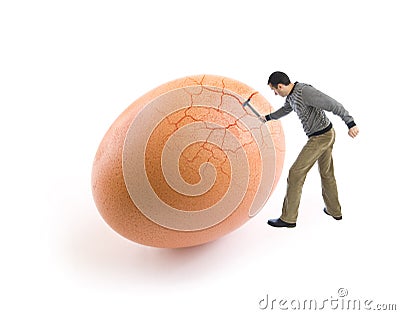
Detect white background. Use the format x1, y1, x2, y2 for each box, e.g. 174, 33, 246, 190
1, 0, 399, 314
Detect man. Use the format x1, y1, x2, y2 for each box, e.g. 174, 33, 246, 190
265, 71, 359, 228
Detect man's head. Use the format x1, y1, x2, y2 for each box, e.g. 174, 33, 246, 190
268, 71, 293, 97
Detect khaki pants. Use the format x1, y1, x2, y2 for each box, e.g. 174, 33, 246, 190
280, 128, 342, 223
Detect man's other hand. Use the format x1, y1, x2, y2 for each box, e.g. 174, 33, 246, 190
348, 126, 359, 138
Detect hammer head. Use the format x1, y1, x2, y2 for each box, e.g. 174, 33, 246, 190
242, 98, 251, 107
241, 98, 266, 123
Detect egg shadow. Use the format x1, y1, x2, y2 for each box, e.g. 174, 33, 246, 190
62, 205, 260, 284
56, 184, 286, 286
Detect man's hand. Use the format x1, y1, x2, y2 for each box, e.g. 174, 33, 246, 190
259, 116, 267, 123
348, 126, 359, 138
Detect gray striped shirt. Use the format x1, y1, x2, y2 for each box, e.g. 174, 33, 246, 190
267, 82, 355, 137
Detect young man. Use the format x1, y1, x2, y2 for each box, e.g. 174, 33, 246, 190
265, 71, 359, 228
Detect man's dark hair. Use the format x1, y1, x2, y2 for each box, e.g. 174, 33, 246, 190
268, 71, 291, 88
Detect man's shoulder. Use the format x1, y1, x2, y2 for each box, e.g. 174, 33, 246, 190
296, 82, 313, 90
296, 83, 319, 98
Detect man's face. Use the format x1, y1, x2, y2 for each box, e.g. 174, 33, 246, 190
269, 83, 286, 97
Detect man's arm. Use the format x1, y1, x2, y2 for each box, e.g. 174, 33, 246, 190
302, 85, 355, 128
265, 101, 293, 121
302, 85, 359, 138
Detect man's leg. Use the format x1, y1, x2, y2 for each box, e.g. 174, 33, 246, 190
280, 130, 335, 223
317, 130, 342, 218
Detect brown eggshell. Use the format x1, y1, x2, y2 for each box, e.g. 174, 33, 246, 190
92, 74, 285, 248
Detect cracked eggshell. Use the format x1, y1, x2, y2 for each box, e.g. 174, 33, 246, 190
92, 74, 285, 248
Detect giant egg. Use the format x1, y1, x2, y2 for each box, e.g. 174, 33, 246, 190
92, 75, 285, 248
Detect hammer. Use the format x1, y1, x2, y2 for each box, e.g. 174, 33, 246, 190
242, 98, 267, 123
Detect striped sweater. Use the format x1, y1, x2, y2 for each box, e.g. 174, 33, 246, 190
266, 82, 356, 137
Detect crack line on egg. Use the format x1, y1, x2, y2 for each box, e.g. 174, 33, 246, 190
122, 79, 278, 231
